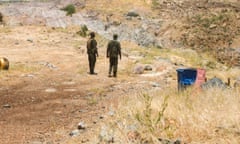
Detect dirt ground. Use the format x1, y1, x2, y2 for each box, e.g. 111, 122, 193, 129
0, 25, 170, 144
1, 1, 240, 143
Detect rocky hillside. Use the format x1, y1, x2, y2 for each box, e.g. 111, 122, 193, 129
149, 0, 240, 66
1, 1, 240, 144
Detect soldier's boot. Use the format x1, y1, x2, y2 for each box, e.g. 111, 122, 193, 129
90, 69, 94, 74
113, 72, 117, 77
108, 68, 112, 77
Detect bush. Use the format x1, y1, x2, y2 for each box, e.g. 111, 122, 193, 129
76, 25, 88, 37
61, 4, 76, 16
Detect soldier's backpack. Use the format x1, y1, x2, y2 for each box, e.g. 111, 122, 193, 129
110, 41, 118, 58
87, 39, 95, 54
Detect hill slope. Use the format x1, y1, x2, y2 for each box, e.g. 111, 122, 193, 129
0, 0, 240, 144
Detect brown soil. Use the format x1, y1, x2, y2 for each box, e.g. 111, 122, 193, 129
0, 26, 170, 144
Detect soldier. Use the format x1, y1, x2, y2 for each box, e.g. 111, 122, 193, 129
86, 32, 98, 75
0, 12, 3, 23
107, 34, 121, 77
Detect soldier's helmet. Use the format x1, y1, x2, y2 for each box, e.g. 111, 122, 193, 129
0, 57, 9, 70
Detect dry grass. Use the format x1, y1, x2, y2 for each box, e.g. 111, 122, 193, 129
85, 0, 151, 13
104, 87, 240, 143
0, 63, 41, 79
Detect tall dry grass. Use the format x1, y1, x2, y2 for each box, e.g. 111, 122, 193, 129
104, 87, 240, 143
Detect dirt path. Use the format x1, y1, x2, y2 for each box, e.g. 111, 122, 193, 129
0, 25, 170, 143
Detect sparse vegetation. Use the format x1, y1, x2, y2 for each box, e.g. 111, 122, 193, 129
76, 25, 88, 37
101, 87, 240, 143
2, 0, 240, 143
61, 4, 76, 16
151, 0, 159, 8
182, 10, 240, 67
135, 93, 169, 142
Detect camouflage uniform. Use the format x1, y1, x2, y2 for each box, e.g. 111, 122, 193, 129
107, 36, 121, 77
87, 35, 98, 74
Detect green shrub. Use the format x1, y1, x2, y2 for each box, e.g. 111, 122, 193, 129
61, 4, 76, 16
76, 25, 88, 37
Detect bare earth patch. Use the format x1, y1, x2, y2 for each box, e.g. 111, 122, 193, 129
0, 25, 170, 143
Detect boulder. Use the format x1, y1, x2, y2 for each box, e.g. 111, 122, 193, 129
126, 10, 139, 17
133, 65, 144, 74
201, 77, 227, 89
144, 65, 153, 71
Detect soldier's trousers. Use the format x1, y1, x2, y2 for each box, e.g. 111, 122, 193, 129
88, 54, 96, 74
109, 57, 118, 76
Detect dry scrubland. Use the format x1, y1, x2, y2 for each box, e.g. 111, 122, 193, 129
66, 45, 240, 144
98, 88, 240, 143
71, 0, 240, 143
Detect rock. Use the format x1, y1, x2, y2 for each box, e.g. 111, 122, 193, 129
21, 74, 35, 78
144, 65, 153, 71
45, 88, 57, 93
201, 77, 227, 89
39, 61, 57, 69
151, 82, 160, 87
69, 129, 80, 137
209, 24, 217, 29
141, 72, 163, 77
158, 138, 170, 144
63, 89, 77, 92
158, 138, 181, 144
27, 39, 33, 43
3, 104, 11, 108
30, 141, 43, 144
174, 140, 181, 144
79, 109, 88, 113
108, 109, 115, 116
133, 65, 144, 74
99, 126, 114, 143
46, 63, 57, 69
126, 10, 139, 17
62, 81, 76, 85
78, 121, 86, 130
